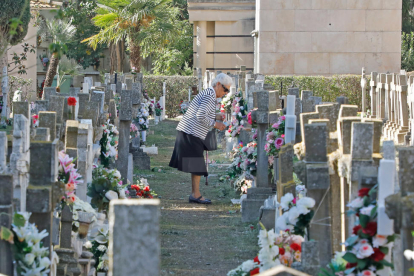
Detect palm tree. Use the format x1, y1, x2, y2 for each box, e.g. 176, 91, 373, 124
83, 0, 174, 73
38, 19, 76, 88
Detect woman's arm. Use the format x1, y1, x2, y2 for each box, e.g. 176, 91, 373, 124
196, 92, 216, 128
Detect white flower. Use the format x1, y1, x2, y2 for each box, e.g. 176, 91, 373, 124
356, 243, 374, 259
358, 270, 376, 276
348, 197, 364, 209
360, 205, 375, 216
241, 260, 255, 272
269, 245, 280, 257
280, 193, 294, 211
25, 253, 35, 265
139, 118, 145, 124
372, 235, 387, 248
112, 170, 121, 179
72, 211, 79, 221
84, 241, 92, 249
404, 249, 414, 260
39, 256, 51, 268
288, 206, 301, 225
27, 228, 49, 244
240, 106, 244, 110
74, 221, 80, 228
296, 197, 315, 209
238, 112, 242, 117
98, 245, 107, 252
276, 212, 290, 231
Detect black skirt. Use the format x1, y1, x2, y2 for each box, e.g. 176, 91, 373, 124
169, 131, 208, 176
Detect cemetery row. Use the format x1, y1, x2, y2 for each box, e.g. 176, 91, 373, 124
195, 67, 414, 276
0, 72, 168, 276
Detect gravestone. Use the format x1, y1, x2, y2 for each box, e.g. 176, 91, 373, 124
12, 101, 30, 120
43, 87, 57, 101
117, 90, 133, 183
39, 111, 57, 141
0, 173, 13, 275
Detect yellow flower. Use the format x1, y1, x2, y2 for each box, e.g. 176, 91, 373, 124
86, 50, 91, 55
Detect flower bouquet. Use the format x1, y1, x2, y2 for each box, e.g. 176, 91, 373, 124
136, 106, 149, 131
179, 100, 189, 115
32, 114, 39, 127
129, 178, 157, 199
265, 116, 286, 157
58, 151, 83, 207
220, 90, 234, 114
87, 165, 128, 212
0, 212, 51, 276
67, 97, 77, 120
99, 120, 119, 168
247, 111, 257, 128
155, 102, 163, 117
225, 90, 248, 138
276, 193, 315, 237
148, 100, 154, 116
130, 123, 139, 140
240, 141, 258, 177
88, 224, 109, 273
321, 186, 395, 276
233, 173, 253, 195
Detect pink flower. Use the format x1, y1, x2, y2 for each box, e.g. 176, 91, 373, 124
247, 112, 253, 125
274, 138, 284, 149
264, 144, 270, 152
280, 116, 286, 121
268, 155, 274, 165
118, 181, 123, 186
252, 133, 257, 140
266, 132, 275, 140
272, 123, 280, 129
292, 197, 297, 204
356, 243, 374, 259
281, 134, 285, 138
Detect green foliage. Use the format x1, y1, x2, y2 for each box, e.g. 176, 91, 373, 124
0, 0, 31, 46
403, 0, 414, 33
63, 1, 106, 69
402, 32, 414, 72
143, 75, 197, 117
8, 43, 36, 75
265, 75, 370, 111
140, 2, 193, 75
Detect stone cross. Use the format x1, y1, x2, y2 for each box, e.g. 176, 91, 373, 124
117, 90, 133, 184
27, 139, 59, 255
361, 67, 368, 115
376, 73, 386, 119
370, 72, 378, 117
284, 95, 296, 145
241, 90, 273, 222
108, 199, 161, 276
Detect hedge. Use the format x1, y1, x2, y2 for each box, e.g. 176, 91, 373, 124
143, 74, 369, 118
143, 75, 197, 118
265, 75, 370, 111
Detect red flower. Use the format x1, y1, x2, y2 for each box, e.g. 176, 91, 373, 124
253, 256, 260, 264
346, 263, 357, 269
144, 186, 150, 192
362, 221, 377, 236
290, 243, 301, 252
353, 225, 362, 235
67, 97, 77, 106
279, 247, 285, 255
371, 248, 386, 262
358, 188, 370, 197
250, 268, 260, 275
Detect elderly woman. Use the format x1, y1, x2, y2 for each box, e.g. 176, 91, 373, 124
169, 73, 232, 204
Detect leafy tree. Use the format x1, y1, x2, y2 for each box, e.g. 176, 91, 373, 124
8, 43, 36, 75
63, 1, 106, 69
403, 0, 414, 33
38, 19, 76, 87
84, 0, 175, 72
0, 0, 31, 57
402, 32, 414, 71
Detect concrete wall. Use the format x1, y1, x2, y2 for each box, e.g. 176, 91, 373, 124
256, 0, 402, 75
189, 0, 255, 75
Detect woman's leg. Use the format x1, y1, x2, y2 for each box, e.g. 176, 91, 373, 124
191, 174, 203, 199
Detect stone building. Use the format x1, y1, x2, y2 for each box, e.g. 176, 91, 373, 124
189, 0, 402, 76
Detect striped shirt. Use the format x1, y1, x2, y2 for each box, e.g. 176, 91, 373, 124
177, 87, 216, 140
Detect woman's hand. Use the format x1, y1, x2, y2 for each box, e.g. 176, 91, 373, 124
214, 122, 227, 131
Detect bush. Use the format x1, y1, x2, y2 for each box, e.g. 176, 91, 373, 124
265, 75, 369, 111
143, 75, 197, 118
402, 32, 414, 72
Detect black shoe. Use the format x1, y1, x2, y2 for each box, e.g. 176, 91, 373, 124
189, 195, 212, 204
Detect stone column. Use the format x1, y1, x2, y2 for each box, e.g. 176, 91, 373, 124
132, 82, 142, 119
284, 95, 297, 145
1, 65, 9, 119
361, 68, 367, 114
195, 21, 207, 76
0, 132, 6, 172
396, 74, 410, 144
117, 90, 133, 184
0, 173, 13, 275
10, 114, 30, 212
377, 73, 386, 120
109, 199, 161, 276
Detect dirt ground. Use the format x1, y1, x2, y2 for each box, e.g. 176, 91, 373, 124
134, 119, 259, 276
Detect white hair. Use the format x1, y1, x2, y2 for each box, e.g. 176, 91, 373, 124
211, 73, 233, 87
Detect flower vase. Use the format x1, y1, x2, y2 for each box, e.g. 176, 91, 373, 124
97, 272, 107, 276
251, 176, 256, 188
141, 130, 147, 142
155, 116, 160, 125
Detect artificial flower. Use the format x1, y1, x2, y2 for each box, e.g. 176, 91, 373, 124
358, 188, 370, 197
362, 221, 377, 236
371, 248, 385, 262
356, 244, 374, 259
67, 97, 77, 106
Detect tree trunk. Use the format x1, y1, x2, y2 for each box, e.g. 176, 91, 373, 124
116, 42, 122, 73
129, 39, 141, 73
110, 43, 116, 74
44, 52, 59, 87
